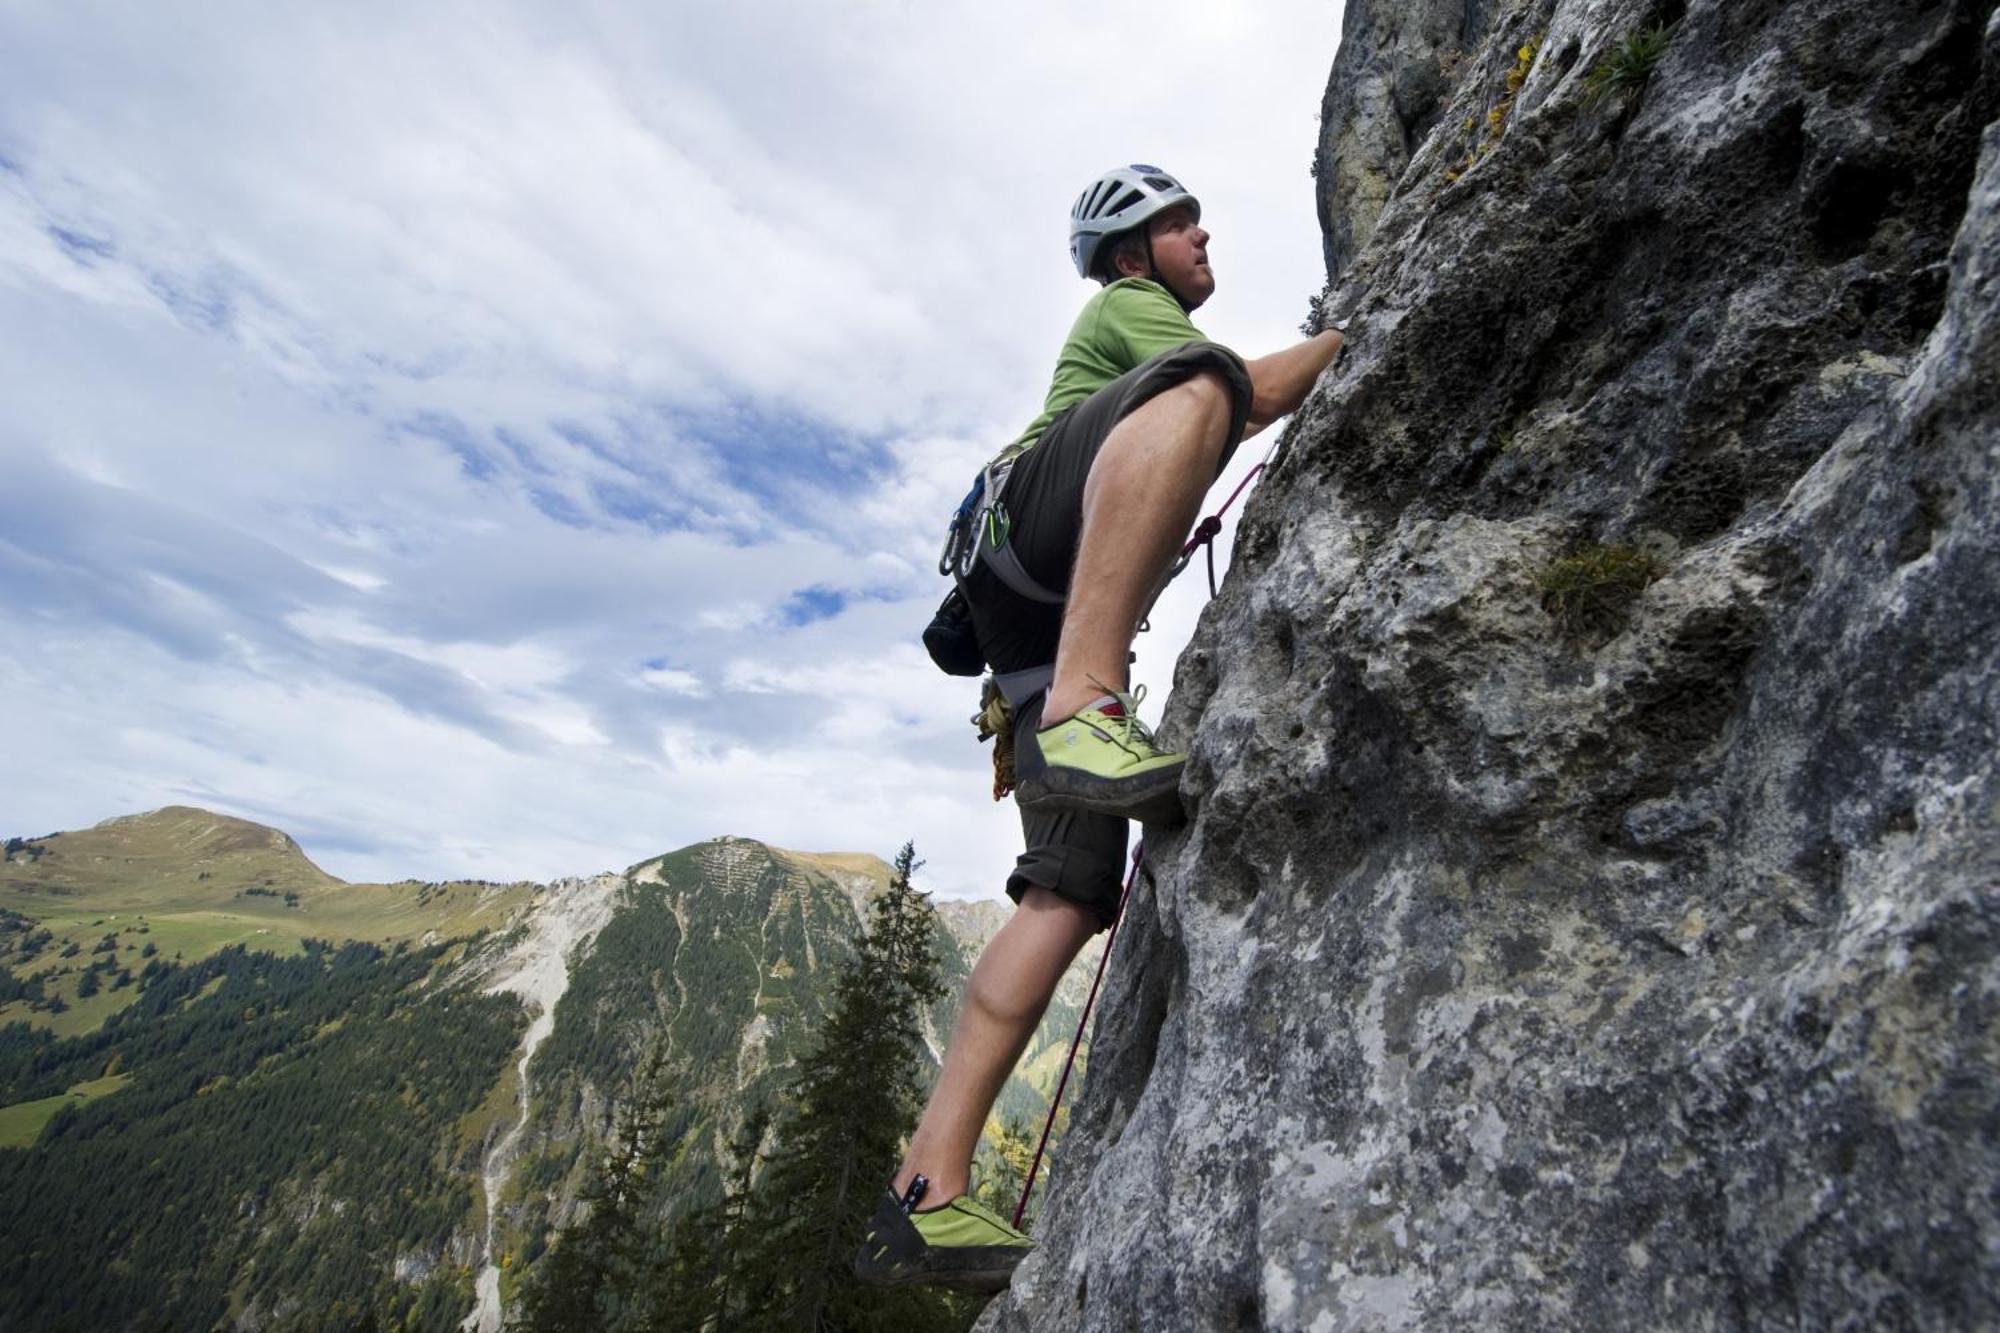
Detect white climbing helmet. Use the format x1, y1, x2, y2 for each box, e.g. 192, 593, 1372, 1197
1068, 164, 1201, 279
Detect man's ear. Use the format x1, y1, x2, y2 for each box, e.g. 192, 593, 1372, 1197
1112, 239, 1150, 279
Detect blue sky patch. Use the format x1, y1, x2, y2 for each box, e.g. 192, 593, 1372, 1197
495, 427, 553, 475
529, 485, 593, 529
777, 584, 847, 626
144, 270, 235, 334
589, 478, 688, 531
667, 400, 895, 528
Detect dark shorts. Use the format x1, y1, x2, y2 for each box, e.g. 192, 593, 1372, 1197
966, 340, 1252, 930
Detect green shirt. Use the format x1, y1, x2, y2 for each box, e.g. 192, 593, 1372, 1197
999, 278, 1212, 460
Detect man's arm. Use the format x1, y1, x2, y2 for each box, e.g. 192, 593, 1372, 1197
1241, 328, 1345, 431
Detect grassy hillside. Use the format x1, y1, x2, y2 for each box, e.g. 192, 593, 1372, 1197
0, 808, 1104, 1326
0, 807, 534, 1035
0, 1071, 129, 1148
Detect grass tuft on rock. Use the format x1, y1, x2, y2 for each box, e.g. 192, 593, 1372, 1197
1587, 22, 1678, 102
1538, 543, 1663, 636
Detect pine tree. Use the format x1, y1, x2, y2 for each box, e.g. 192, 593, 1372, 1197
734, 843, 971, 1331
707, 1105, 766, 1328
970, 1114, 1042, 1232
514, 1042, 678, 1333
636, 1104, 768, 1332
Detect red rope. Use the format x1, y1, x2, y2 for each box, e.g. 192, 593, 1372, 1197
1008, 448, 1272, 1228
1178, 459, 1266, 562
1013, 841, 1145, 1230
1170, 457, 1268, 597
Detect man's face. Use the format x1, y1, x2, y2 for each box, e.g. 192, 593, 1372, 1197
1146, 204, 1213, 308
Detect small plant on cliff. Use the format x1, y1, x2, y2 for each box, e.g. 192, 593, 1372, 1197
1587, 21, 1679, 102
1537, 543, 1663, 636
1445, 36, 1542, 182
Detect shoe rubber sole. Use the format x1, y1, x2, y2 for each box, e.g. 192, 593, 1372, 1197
852, 1190, 1029, 1295
1014, 764, 1186, 826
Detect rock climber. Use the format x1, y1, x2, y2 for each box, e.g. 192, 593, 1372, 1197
855, 164, 1347, 1292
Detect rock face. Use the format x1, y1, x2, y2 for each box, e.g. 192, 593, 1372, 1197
986, 0, 1999, 1328
1313, 0, 1500, 281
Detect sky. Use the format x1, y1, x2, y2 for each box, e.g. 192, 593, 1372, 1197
0, 0, 1345, 902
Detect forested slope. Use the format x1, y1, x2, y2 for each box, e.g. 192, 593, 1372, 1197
0, 811, 1093, 1330
0, 941, 521, 1329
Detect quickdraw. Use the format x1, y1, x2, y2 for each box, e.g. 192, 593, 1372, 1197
939, 457, 1065, 607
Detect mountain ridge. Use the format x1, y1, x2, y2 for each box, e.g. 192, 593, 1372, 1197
2, 805, 1096, 1330
0, 805, 1025, 1038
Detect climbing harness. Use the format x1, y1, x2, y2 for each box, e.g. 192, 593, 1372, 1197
953, 441, 1276, 805
938, 456, 1066, 607
1015, 841, 1146, 1229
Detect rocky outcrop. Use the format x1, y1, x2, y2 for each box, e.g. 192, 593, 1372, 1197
988, 0, 1999, 1328
465, 873, 623, 1333
1314, 0, 1500, 282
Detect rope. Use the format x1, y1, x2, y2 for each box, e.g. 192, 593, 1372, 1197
1008, 440, 1276, 1228
975, 679, 1016, 800
1165, 444, 1273, 598
1013, 840, 1145, 1230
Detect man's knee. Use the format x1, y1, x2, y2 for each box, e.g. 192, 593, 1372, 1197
1164, 368, 1231, 414
1151, 371, 1235, 444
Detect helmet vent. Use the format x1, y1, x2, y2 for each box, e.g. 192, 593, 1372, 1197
1108, 188, 1145, 217
1143, 176, 1176, 192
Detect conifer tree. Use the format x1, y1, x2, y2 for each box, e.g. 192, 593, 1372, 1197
707, 1105, 766, 1327
514, 1041, 678, 1333
734, 843, 970, 1331
636, 1104, 768, 1332
970, 1113, 1042, 1231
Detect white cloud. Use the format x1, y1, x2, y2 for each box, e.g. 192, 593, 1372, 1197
0, 0, 1341, 901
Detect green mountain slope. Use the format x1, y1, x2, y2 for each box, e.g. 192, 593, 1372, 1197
0, 939, 524, 1330
484, 837, 1098, 1298
1, 807, 534, 1038
0, 809, 1105, 1331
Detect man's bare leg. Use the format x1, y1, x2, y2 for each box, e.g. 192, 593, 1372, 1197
1043, 371, 1234, 725
893, 887, 1101, 1205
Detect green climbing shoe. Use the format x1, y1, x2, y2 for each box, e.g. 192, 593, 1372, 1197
853, 1186, 1034, 1294
1014, 687, 1186, 824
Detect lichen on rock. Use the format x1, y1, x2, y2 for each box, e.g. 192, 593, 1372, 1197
984, 0, 2000, 1327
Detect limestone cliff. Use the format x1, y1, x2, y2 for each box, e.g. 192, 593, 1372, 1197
987, 0, 1999, 1328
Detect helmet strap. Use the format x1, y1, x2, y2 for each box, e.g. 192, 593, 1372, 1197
1142, 229, 1197, 314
